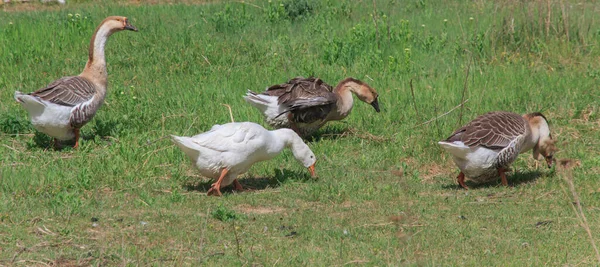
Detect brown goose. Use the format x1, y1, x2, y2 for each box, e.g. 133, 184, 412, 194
438, 111, 557, 189
14, 16, 138, 148
244, 77, 380, 137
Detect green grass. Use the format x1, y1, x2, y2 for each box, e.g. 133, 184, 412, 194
1, 0, 599, 265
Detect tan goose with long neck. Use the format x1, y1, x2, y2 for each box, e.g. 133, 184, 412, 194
438, 111, 557, 189
14, 16, 138, 148
244, 77, 380, 137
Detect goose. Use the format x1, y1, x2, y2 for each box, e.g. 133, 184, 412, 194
171, 122, 317, 196
438, 111, 557, 189
244, 76, 380, 137
14, 16, 138, 148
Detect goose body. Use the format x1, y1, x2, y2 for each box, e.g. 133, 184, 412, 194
171, 122, 317, 196
438, 111, 556, 188
244, 77, 380, 137
14, 16, 137, 148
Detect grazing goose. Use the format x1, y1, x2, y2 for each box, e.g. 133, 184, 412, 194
438, 111, 557, 189
244, 77, 380, 137
171, 122, 317, 196
14, 16, 138, 148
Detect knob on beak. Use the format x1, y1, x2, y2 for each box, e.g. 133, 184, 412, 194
370, 97, 380, 112
124, 18, 138, 32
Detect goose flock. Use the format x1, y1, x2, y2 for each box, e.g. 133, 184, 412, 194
13, 16, 557, 195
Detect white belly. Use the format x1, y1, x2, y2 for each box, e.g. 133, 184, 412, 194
440, 141, 500, 183
27, 100, 75, 140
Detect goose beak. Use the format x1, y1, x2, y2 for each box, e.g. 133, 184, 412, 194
308, 164, 316, 177
370, 98, 380, 112
545, 156, 555, 168
124, 19, 138, 32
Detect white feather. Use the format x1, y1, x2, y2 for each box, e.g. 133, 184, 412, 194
171, 122, 316, 188
14, 91, 75, 140
243, 91, 290, 128
438, 141, 499, 180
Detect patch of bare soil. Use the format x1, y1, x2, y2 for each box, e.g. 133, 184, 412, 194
235, 204, 284, 215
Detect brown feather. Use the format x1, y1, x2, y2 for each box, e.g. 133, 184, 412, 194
444, 111, 528, 150
29, 76, 96, 107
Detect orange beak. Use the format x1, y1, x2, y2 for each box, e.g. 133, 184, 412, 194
308, 164, 316, 177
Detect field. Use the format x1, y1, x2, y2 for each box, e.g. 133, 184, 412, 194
1, 0, 599, 265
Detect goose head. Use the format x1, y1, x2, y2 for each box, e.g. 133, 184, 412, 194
524, 112, 557, 168
278, 129, 317, 176
101, 16, 138, 33
292, 142, 317, 177
341, 78, 380, 112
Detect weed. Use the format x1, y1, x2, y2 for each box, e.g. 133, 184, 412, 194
211, 205, 241, 222
282, 0, 315, 21
0, 113, 31, 134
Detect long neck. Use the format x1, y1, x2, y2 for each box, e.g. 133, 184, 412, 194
332, 82, 357, 120
271, 128, 301, 152
522, 121, 543, 153
80, 22, 114, 88
265, 129, 291, 156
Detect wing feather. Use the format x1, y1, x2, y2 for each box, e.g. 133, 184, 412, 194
444, 111, 527, 150
29, 76, 96, 107
263, 77, 337, 124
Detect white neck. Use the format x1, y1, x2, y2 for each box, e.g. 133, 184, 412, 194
269, 128, 303, 152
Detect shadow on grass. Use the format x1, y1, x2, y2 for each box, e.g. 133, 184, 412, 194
441, 170, 544, 190
25, 118, 124, 150
183, 168, 314, 195
305, 125, 349, 142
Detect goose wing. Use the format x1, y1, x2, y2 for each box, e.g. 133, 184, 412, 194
264, 77, 336, 106
29, 76, 96, 107
265, 77, 337, 123
444, 111, 527, 150
190, 123, 264, 153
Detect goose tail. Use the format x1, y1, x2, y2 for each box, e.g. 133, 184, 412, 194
438, 141, 470, 159
14, 91, 46, 117
171, 135, 201, 161
243, 90, 271, 111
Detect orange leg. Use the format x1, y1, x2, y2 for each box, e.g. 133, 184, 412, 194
207, 169, 228, 196
498, 168, 508, 186
457, 172, 468, 190
73, 128, 80, 149
233, 179, 244, 191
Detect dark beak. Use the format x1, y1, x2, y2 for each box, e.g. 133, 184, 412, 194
124, 19, 138, 32
308, 164, 316, 177
370, 97, 380, 112
545, 156, 554, 168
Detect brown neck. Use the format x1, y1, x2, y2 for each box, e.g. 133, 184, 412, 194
332, 79, 362, 120
80, 20, 114, 87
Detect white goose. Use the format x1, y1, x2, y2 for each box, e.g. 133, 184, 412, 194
171, 122, 317, 196
14, 16, 138, 148
438, 111, 557, 189
244, 77, 380, 137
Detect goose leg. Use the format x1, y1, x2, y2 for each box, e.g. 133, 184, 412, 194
73, 128, 80, 149
54, 138, 60, 149
457, 172, 468, 190
498, 168, 508, 186
233, 179, 244, 191
207, 168, 228, 196
287, 113, 301, 135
